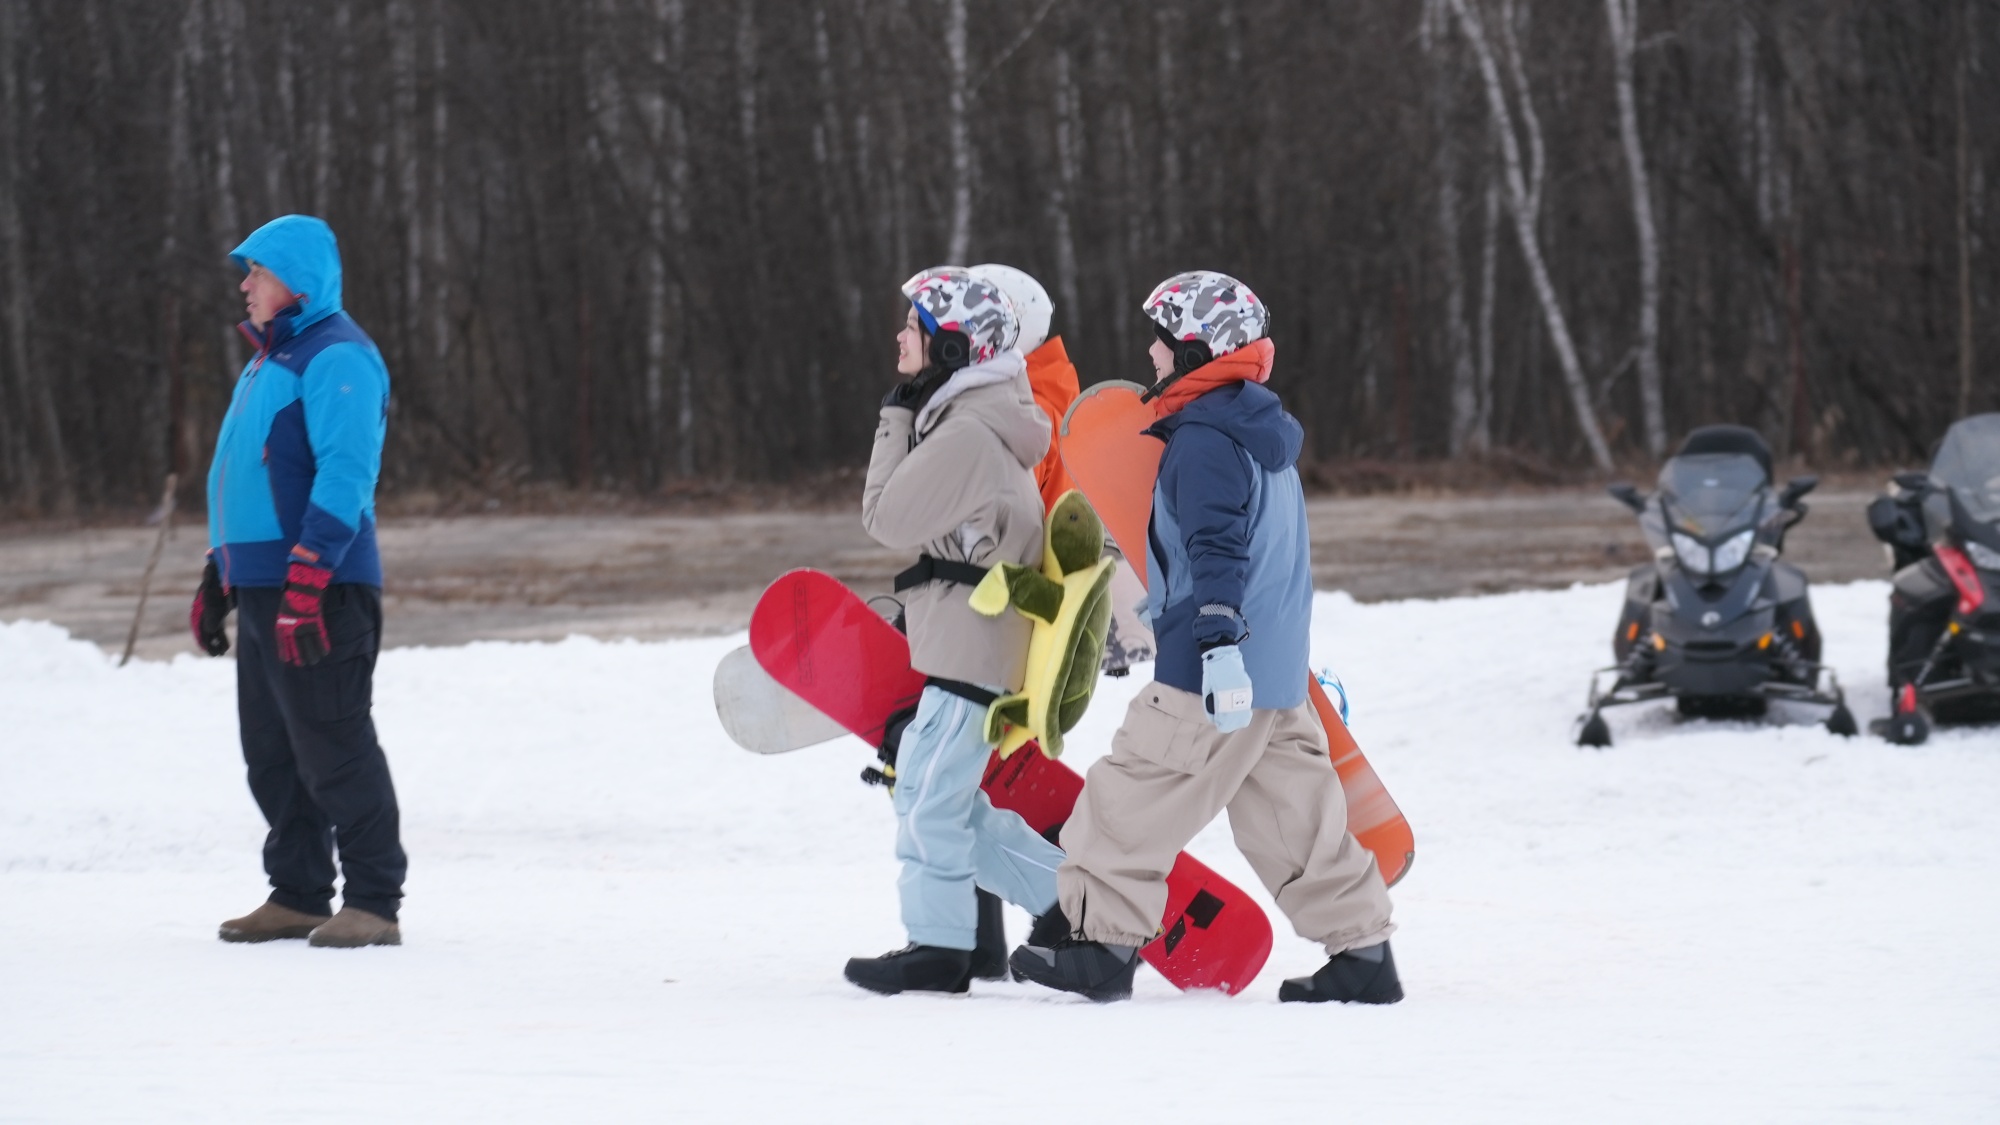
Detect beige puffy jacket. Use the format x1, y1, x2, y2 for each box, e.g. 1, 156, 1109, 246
863, 352, 1049, 691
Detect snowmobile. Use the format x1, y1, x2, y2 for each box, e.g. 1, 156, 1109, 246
1865, 412, 2000, 744
1576, 425, 1855, 747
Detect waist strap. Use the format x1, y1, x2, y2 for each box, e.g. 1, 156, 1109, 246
926, 677, 1000, 708
893, 554, 989, 593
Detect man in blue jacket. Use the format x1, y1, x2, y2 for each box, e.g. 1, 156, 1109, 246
1010, 271, 1399, 1003
190, 214, 406, 948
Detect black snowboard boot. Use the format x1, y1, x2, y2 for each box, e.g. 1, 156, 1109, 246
1277, 941, 1403, 1004
843, 944, 972, 996
1026, 904, 1071, 948
1009, 935, 1139, 1002
970, 889, 1009, 982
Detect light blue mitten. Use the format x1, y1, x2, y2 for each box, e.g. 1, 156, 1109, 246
1201, 645, 1253, 733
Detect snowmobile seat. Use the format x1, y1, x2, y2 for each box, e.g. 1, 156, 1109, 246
1676, 425, 1773, 483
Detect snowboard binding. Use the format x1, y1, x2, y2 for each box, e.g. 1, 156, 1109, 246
860, 704, 918, 790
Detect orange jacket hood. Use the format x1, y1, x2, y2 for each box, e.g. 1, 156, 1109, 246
1026, 336, 1081, 511
1150, 338, 1275, 420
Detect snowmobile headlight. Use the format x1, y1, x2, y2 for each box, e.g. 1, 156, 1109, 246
1670, 531, 1711, 575
1969, 540, 2000, 572
1712, 529, 1756, 574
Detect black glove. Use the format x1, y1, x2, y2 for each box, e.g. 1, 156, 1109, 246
882, 379, 922, 410
882, 368, 947, 412
189, 557, 235, 657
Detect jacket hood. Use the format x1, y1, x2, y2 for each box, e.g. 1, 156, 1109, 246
230, 215, 344, 331
916, 350, 1049, 471
1149, 380, 1302, 473
1026, 336, 1081, 414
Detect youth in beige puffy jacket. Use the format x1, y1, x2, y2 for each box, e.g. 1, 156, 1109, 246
862, 350, 1050, 691
841, 276, 1067, 995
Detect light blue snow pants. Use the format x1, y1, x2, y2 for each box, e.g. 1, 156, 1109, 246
892, 684, 1063, 949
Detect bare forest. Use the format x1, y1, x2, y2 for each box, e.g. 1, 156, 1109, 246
0, 0, 1993, 517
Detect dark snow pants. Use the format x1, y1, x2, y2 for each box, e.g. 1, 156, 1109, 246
235, 585, 407, 922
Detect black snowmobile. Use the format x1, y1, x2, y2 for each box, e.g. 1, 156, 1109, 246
1576, 425, 1855, 747
1865, 412, 2000, 744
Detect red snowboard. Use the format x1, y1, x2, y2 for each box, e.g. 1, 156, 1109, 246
750, 568, 1274, 995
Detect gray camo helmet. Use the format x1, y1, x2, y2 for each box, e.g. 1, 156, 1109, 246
901, 266, 1020, 367
1141, 270, 1268, 356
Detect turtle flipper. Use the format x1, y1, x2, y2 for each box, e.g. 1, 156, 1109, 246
968, 563, 1065, 625
984, 693, 1032, 749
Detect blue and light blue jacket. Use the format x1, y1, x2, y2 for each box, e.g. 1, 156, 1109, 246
206, 215, 388, 589
1142, 381, 1313, 709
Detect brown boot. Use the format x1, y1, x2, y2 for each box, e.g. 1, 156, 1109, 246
307, 907, 402, 948
219, 901, 331, 943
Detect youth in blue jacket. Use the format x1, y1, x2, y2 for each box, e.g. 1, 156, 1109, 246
207, 215, 388, 589
1012, 272, 1397, 1006
1143, 377, 1314, 708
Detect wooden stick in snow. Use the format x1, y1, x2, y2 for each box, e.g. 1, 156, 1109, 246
119, 473, 179, 668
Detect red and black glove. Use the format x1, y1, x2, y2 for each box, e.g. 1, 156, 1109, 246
189, 556, 235, 656
275, 552, 334, 667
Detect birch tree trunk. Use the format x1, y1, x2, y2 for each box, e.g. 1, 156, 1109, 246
811, 3, 859, 344
1476, 174, 1499, 449
0, 0, 60, 506
1154, 6, 1183, 245
391, 0, 422, 364
1050, 46, 1083, 328
945, 0, 972, 262
430, 0, 451, 441
272, 18, 296, 209
211, 0, 248, 390
807, 3, 857, 453
1425, 0, 1479, 457
641, 1, 669, 485
736, 0, 762, 265
1606, 0, 1665, 457
1447, 0, 1615, 470
1957, 0, 1976, 418
665, 0, 694, 477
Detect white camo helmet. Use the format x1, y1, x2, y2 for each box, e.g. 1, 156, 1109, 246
968, 264, 1053, 354
901, 266, 1019, 366
1141, 270, 1268, 356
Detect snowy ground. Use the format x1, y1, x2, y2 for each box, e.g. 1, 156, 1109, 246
3, 580, 1996, 1123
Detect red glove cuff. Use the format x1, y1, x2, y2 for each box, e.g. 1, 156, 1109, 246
285, 555, 333, 592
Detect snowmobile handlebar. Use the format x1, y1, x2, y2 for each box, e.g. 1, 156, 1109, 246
1778, 475, 1819, 510
1607, 482, 1647, 513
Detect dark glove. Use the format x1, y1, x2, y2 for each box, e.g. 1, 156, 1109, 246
274, 554, 334, 667
882, 379, 923, 410
882, 368, 946, 412
189, 557, 235, 656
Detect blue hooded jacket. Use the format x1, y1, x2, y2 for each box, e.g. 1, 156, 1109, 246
1142, 380, 1314, 709
206, 215, 388, 589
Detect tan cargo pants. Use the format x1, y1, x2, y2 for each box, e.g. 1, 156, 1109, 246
1058, 682, 1395, 955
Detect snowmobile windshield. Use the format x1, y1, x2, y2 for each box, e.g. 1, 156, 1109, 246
1931, 413, 2000, 527
1656, 453, 1769, 538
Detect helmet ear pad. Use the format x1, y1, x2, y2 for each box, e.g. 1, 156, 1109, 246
929, 327, 972, 372
1155, 322, 1213, 378
1173, 339, 1213, 377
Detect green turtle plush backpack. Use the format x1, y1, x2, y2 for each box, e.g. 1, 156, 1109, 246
967, 490, 1117, 759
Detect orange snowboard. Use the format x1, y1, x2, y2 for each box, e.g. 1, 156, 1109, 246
1058, 380, 1415, 887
